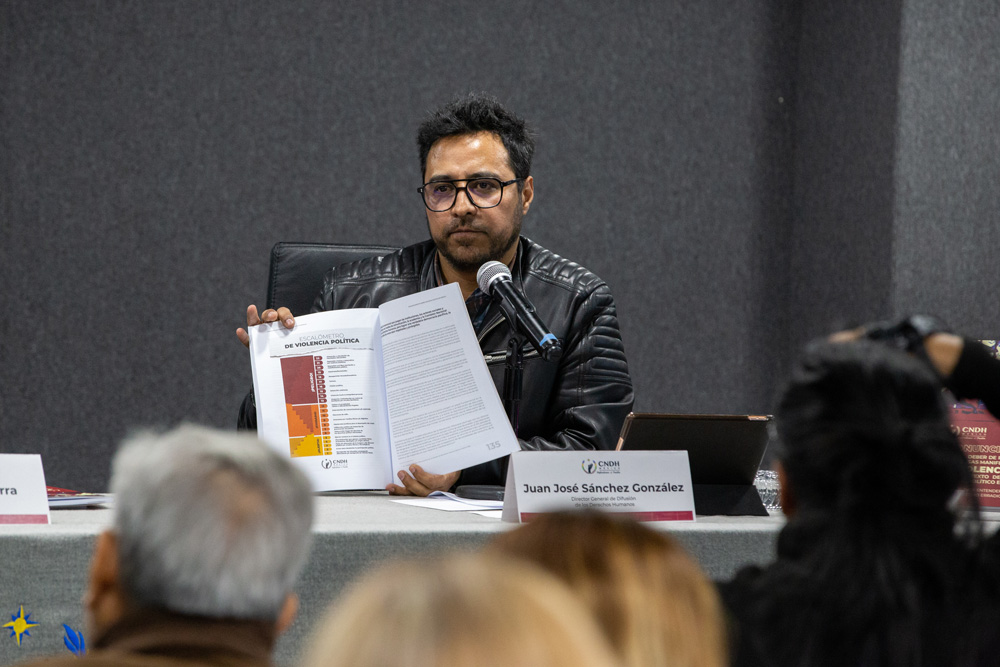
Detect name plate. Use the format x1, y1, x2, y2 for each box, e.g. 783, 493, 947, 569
0, 454, 50, 524
502, 450, 695, 523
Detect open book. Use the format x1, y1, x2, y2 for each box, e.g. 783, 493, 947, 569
249, 283, 519, 491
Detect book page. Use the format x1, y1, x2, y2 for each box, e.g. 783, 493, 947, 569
377, 283, 520, 475
250, 309, 392, 491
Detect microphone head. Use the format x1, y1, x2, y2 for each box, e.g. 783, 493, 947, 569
476, 261, 511, 295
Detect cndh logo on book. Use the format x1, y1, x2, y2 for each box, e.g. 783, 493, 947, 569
321, 459, 348, 470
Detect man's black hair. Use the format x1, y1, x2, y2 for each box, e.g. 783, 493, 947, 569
417, 93, 535, 181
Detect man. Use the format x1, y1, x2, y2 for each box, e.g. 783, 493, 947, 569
18, 425, 314, 667
237, 93, 633, 496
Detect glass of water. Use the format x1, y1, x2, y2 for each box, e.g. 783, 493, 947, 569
754, 469, 781, 512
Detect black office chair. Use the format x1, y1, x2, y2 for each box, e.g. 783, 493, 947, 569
264, 241, 400, 316
237, 241, 400, 430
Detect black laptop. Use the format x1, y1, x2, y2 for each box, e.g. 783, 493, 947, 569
615, 413, 771, 515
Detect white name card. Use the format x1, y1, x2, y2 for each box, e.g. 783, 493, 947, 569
0, 454, 51, 525
502, 450, 695, 523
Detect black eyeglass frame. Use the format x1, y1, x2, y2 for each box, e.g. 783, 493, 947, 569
417, 177, 524, 212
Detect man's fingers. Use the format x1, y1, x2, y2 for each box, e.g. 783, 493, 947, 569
246, 305, 295, 330
396, 469, 433, 497
409, 465, 459, 491
387, 466, 458, 496
246, 305, 262, 327
276, 307, 295, 329
408, 464, 440, 487
242, 304, 295, 350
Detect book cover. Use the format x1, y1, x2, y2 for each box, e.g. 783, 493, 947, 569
950, 340, 1000, 511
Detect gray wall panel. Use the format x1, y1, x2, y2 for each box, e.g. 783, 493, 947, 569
4, 0, 996, 492
787, 1, 903, 350
893, 0, 1000, 337
1, 1, 797, 489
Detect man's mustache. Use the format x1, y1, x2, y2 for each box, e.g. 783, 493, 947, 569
445, 218, 485, 234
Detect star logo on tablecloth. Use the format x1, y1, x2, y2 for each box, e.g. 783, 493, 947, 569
4, 606, 39, 646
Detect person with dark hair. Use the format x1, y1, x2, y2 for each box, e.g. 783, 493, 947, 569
417, 93, 535, 188
720, 341, 992, 667
237, 93, 634, 496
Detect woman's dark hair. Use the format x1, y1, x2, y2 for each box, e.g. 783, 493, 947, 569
734, 341, 986, 667
775, 340, 976, 520
417, 93, 534, 181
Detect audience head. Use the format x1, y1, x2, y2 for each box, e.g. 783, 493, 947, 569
774, 340, 975, 523
488, 511, 727, 667
302, 553, 622, 667
87, 424, 314, 635
725, 341, 987, 666
417, 92, 535, 181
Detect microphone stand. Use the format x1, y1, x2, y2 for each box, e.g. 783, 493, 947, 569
490, 286, 559, 437
502, 311, 527, 437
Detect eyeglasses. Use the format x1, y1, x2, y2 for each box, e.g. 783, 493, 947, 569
418, 177, 523, 212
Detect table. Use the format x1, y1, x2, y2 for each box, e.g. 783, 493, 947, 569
0, 493, 786, 666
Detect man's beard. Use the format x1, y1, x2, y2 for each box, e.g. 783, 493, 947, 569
432, 205, 522, 273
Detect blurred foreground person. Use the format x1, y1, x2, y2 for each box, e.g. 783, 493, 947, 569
721, 341, 991, 667
301, 553, 622, 667
18, 425, 314, 667
488, 511, 727, 667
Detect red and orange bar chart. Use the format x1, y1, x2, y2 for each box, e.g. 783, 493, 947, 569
280, 355, 332, 458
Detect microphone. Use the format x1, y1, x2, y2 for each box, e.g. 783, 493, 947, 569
477, 261, 563, 362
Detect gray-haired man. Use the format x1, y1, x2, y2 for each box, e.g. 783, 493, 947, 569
18, 425, 314, 667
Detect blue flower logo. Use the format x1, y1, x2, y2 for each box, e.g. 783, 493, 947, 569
63, 624, 86, 656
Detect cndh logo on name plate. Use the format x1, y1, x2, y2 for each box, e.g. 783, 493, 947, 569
581, 459, 621, 475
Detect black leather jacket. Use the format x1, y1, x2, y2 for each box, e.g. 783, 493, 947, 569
239, 237, 634, 486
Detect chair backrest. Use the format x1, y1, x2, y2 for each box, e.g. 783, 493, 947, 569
265, 242, 400, 315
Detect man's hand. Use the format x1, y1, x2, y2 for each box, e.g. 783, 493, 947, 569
386, 465, 460, 497
236, 305, 296, 348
